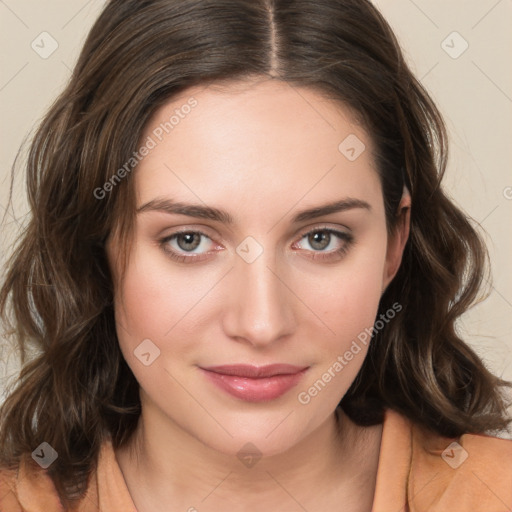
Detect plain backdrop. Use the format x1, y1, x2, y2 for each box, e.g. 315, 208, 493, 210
1, 1, 511, 421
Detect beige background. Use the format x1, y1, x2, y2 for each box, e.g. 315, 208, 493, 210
1, 1, 511, 419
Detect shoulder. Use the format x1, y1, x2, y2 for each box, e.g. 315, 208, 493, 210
404, 410, 512, 511
374, 409, 512, 511
0, 450, 103, 512
0, 438, 135, 512
0, 456, 68, 512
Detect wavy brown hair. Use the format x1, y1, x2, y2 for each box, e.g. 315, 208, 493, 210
1, 0, 511, 507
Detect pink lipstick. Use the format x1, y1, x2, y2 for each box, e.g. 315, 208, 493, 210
200, 364, 309, 402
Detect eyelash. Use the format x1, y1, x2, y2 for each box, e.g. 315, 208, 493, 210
158, 226, 354, 263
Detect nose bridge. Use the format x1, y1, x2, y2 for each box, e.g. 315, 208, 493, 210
223, 240, 295, 346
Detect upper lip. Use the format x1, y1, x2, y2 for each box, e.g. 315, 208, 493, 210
201, 364, 308, 378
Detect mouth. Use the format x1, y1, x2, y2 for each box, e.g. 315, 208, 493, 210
200, 364, 310, 402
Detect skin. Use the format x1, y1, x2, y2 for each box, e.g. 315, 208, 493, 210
108, 77, 411, 512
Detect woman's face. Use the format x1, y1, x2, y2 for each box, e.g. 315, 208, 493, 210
107, 78, 407, 457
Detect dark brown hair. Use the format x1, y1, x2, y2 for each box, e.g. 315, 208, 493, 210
1, 0, 510, 506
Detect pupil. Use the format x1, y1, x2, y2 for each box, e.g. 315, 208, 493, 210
310, 231, 329, 250
179, 233, 200, 251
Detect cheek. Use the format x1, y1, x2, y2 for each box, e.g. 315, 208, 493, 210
113, 243, 188, 369
334, 260, 384, 330
297, 235, 387, 344
113, 248, 200, 398
292, 246, 386, 406
113, 240, 228, 389
115, 240, 201, 340
115, 267, 170, 342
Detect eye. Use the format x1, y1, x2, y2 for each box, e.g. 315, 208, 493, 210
159, 230, 218, 263
293, 226, 354, 261
159, 225, 354, 263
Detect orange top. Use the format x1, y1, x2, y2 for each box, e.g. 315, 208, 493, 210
1, 408, 511, 511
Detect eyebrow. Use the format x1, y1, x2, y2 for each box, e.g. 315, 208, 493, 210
136, 197, 371, 224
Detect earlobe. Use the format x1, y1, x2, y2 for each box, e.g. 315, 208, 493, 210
382, 189, 411, 293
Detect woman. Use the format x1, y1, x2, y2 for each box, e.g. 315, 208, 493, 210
1, 0, 511, 511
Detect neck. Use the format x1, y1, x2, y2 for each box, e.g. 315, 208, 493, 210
116, 402, 382, 512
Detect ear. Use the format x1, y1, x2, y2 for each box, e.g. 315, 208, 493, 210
382, 187, 411, 293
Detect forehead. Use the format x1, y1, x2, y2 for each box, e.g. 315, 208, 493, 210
133, 78, 383, 225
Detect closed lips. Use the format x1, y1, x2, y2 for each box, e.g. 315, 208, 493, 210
201, 364, 308, 378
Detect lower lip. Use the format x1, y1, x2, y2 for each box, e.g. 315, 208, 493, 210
201, 368, 308, 402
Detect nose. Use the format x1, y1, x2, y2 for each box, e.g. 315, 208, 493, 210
222, 249, 296, 348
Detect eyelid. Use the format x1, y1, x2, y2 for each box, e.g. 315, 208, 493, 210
295, 222, 351, 239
